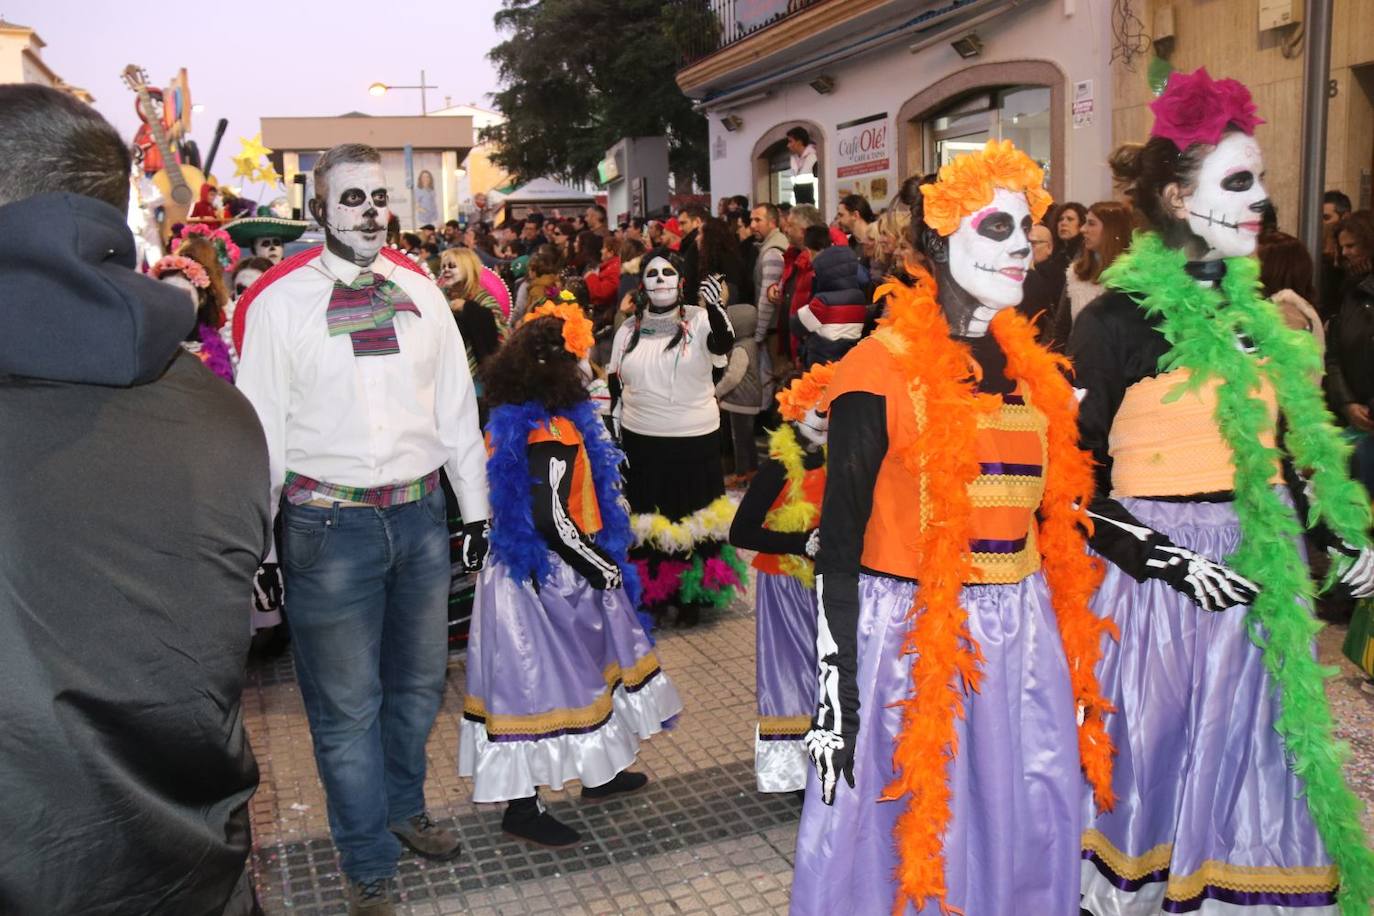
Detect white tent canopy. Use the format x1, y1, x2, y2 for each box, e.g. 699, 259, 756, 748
501, 178, 596, 204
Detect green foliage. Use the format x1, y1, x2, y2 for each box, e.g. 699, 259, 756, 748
484, 0, 709, 188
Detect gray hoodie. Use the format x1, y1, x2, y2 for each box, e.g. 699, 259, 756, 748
717, 302, 761, 413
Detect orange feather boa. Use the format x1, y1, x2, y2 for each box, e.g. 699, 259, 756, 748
871, 275, 1116, 914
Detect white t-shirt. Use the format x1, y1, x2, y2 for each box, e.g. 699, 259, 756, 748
609, 306, 728, 437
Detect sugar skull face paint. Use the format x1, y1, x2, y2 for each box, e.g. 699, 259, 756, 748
946, 187, 1033, 316
310, 161, 390, 267
642, 256, 681, 309
794, 406, 828, 448
252, 236, 284, 264
1180, 131, 1269, 260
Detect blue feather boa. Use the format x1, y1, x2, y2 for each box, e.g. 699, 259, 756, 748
486, 399, 642, 608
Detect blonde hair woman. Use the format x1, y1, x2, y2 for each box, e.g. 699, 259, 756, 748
439, 247, 507, 399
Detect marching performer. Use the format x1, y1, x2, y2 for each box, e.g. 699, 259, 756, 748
729, 364, 833, 794
1073, 68, 1374, 916
790, 140, 1113, 915
461, 300, 683, 848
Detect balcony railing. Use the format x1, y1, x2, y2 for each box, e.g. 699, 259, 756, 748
666, 0, 832, 68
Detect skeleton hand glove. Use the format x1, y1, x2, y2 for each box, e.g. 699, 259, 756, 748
804, 528, 821, 559
1146, 543, 1258, 612
253, 563, 283, 613
804, 573, 860, 805
1328, 540, 1374, 599
459, 519, 491, 572
699, 274, 726, 310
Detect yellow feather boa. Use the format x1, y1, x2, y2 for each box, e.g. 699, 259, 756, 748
630, 494, 738, 555
762, 425, 823, 587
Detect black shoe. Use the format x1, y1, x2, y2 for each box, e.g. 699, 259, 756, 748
675, 604, 701, 628
581, 770, 649, 802
502, 795, 580, 848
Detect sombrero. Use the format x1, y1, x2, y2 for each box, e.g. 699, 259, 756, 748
223, 211, 309, 245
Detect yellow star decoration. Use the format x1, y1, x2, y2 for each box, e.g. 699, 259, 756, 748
238, 132, 272, 163
232, 152, 258, 180
254, 162, 282, 186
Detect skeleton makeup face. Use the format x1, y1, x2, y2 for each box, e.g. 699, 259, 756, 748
794, 406, 828, 449
945, 187, 1033, 325
642, 255, 681, 310
1178, 131, 1268, 260
252, 236, 284, 264
234, 267, 264, 298
310, 160, 390, 267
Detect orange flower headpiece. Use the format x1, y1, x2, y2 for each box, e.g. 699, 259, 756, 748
920, 139, 1052, 237
776, 362, 837, 423
522, 290, 594, 360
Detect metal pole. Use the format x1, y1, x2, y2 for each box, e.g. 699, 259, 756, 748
420, 69, 428, 115
1298, 0, 1333, 287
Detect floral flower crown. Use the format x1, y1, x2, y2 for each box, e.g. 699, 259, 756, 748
178, 223, 242, 270
151, 255, 210, 289
1150, 67, 1262, 152
920, 139, 1052, 237
777, 361, 837, 423
523, 290, 594, 360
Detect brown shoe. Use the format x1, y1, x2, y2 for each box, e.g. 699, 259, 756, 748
389, 812, 462, 861
346, 878, 394, 915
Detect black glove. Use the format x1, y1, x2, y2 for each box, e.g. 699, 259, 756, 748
459, 519, 490, 572
803, 573, 860, 804
592, 563, 623, 591
1327, 539, 1374, 599
253, 563, 283, 613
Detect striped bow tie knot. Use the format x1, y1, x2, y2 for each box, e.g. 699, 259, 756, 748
327, 270, 421, 357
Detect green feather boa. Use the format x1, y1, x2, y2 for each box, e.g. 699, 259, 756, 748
1102, 232, 1374, 914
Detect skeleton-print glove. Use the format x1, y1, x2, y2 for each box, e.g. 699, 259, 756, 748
804, 573, 860, 805
253, 563, 284, 613
699, 273, 726, 310
1146, 544, 1259, 612
459, 519, 491, 572
1328, 540, 1374, 599
804, 528, 821, 558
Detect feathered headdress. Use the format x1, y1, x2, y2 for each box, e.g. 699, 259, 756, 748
919, 138, 1052, 237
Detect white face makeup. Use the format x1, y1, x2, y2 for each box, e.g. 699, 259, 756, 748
159, 273, 198, 308
1180, 132, 1268, 260
642, 256, 681, 309
252, 236, 284, 264
314, 161, 390, 266
234, 268, 264, 299
947, 187, 1033, 312
794, 406, 828, 448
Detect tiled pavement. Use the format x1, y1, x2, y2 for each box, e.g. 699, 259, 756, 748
244, 589, 1374, 915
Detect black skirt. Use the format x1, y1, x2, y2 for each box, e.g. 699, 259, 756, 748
621, 427, 725, 522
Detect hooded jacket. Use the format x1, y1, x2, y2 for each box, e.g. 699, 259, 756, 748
716, 303, 761, 413
793, 245, 868, 367
0, 192, 268, 915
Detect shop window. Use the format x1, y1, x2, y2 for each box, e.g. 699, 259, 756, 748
763, 139, 821, 208
924, 86, 1051, 182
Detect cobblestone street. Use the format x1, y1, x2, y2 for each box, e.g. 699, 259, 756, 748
244, 592, 1374, 915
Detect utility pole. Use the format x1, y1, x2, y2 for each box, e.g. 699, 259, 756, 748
1298, 0, 1333, 287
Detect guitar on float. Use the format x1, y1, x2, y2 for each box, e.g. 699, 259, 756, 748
121, 64, 205, 242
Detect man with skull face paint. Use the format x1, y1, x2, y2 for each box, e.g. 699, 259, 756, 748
789, 140, 1113, 916
1071, 70, 1374, 916
236, 143, 490, 916
608, 249, 745, 626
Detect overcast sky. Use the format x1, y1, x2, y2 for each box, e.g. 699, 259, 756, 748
6, 0, 507, 200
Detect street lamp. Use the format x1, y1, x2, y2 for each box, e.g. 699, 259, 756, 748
367, 70, 439, 115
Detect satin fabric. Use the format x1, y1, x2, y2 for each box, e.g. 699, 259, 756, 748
791, 573, 1082, 915
459, 553, 682, 803
1081, 498, 1338, 916
755, 571, 817, 792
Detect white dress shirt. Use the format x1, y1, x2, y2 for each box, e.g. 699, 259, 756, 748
236, 248, 490, 539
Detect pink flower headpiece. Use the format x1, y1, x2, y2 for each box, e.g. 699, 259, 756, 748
151, 255, 210, 289
177, 223, 242, 270
1149, 67, 1263, 152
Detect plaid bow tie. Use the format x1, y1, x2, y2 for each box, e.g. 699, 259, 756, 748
326, 270, 421, 357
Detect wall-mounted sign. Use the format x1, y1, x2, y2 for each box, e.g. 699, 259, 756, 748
1073, 79, 1095, 129
834, 112, 891, 206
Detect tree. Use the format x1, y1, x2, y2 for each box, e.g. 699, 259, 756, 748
484, 0, 709, 191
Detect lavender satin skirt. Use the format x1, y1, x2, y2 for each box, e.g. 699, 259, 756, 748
755, 571, 817, 793
791, 572, 1082, 915
1081, 498, 1338, 915
458, 554, 682, 803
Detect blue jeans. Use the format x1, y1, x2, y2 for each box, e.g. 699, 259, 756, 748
282, 487, 452, 882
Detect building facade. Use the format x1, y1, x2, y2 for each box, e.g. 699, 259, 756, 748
677, 0, 1116, 219
0, 18, 93, 101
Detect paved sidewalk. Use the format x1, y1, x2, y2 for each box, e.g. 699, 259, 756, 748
245, 595, 1374, 915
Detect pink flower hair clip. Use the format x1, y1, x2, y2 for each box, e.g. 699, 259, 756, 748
150, 255, 211, 289
1150, 67, 1263, 152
